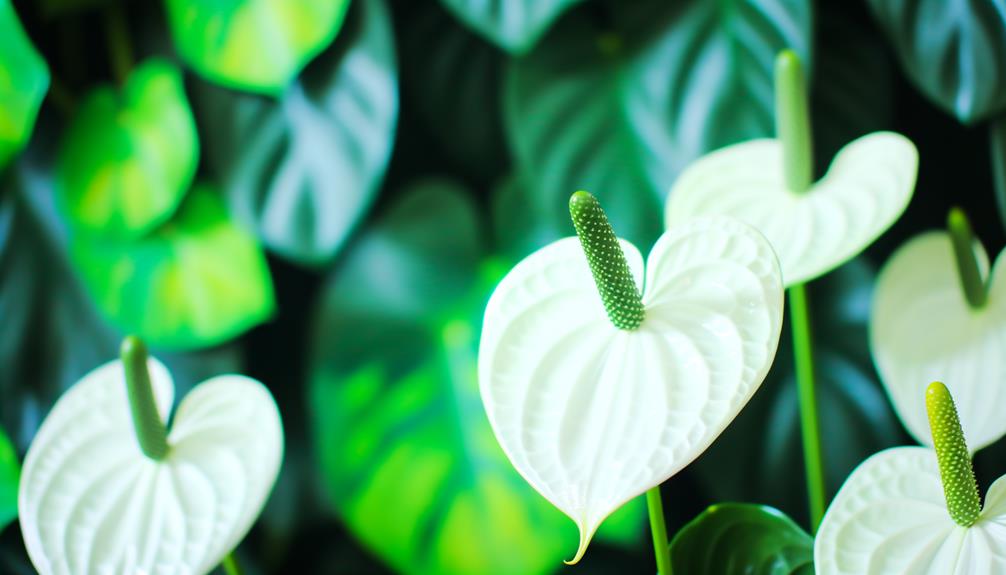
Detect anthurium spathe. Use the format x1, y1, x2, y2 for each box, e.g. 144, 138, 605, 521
872, 209, 1006, 451
18, 337, 283, 575
664, 51, 918, 287
479, 191, 784, 563
816, 382, 1006, 574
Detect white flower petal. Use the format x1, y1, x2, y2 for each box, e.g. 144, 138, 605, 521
18, 359, 283, 575
815, 447, 960, 575
665, 132, 917, 285
479, 217, 783, 562
871, 231, 1006, 451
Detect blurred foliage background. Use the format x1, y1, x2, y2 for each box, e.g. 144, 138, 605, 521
2, 0, 1006, 573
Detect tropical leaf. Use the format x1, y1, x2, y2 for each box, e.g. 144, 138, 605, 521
438, 0, 583, 54
868, 0, 1006, 123
193, 0, 398, 267
164, 0, 351, 93
308, 179, 641, 575
57, 59, 197, 240
505, 0, 812, 249
0, 0, 49, 169
670, 504, 814, 575
0, 426, 18, 531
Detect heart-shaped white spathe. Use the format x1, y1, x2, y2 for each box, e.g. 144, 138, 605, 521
871, 231, 1006, 452
665, 132, 918, 286
18, 357, 283, 575
478, 217, 784, 562
815, 446, 1006, 574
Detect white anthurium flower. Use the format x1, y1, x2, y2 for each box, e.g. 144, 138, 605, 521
479, 191, 784, 563
816, 382, 1006, 574
664, 52, 918, 287
18, 337, 283, 575
872, 208, 1006, 452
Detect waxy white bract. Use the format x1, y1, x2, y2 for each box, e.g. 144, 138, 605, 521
479, 217, 784, 562
815, 446, 1006, 574
18, 357, 283, 575
665, 132, 918, 286
872, 232, 1006, 451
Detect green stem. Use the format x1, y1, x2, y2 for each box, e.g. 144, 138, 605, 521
926, 382, 981, 526
947, 207, 987, 309
221, 553, 243, 575
775, 50, 813, 194
991, 116, 1006, 236
104, 5, 132, 85
646, 487, 672, 575
789, 284, 825, 531
120, 336, 169, 460
568, 191, 645, 330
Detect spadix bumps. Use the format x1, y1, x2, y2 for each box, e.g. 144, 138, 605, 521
479, 192, 784, 562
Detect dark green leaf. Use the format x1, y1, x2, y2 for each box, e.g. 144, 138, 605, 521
194, 0, 398, 267
165, 0, 350, 93
0, 0, 49, 169
670, 503, 814, 575
439, 0, 583, 54
0, 426, 18, 531
868, 0, 1006, 123
69, 183, 275, 350
57, 59, 197, 239
505, 0, 812, 249
308, 179, 642, 575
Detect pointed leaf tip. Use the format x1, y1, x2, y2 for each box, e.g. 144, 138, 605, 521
926, 381, 980, 527
568, 191, 644, 330
563, 523, 597, 566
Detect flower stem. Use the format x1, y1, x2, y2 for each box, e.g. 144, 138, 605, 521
789, 284, 825, 531
221, 552, 243, 575
646, 486, 672, 575
775, 50, 813, 194
121, 336, 169, 460
104, 5, 132, 85
947, 207, 987, 309
990, 116, 1006, 236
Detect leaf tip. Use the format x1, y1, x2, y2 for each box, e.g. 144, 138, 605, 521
563, 521, 598, 566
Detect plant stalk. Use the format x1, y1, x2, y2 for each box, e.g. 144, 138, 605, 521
789, 284, 825, 531
647, 486, 672, 575
221, 553, 243, 575
121, 336, 169, 460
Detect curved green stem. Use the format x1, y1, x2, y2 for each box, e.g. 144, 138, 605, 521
647, 487, 672, 575
947, 207, 988, 309
569, 191, 645, 330
775, 50, 813, 194
926, 382, 980, 526
104, 5, 132, 85
121, 336, 169, 460
221, 552, 243, 575
789, 284, 825, 531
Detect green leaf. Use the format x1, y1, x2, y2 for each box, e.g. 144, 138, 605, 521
0, 0, 49, 169
669, 504, 814, 575
868, 0, 1006, 123
439, 0, 583, 54
193, 0, 398, 267
70, 183, 275, 350
0, 426, 18, 531
308, 179, 642, 575
505, 0, 812, 249
57, 59, 197, 240
165, 0, 350, 93
691, 259, 903, 522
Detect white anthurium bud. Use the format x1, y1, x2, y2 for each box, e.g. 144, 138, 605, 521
664, 131, 918, 286
816, 383, 1006, 574
479, 192, 784, 564
18, 339, 283, 575
871, 212, 1006, 452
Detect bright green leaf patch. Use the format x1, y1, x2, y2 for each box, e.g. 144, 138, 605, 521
57, 59, 197, 240
0, 0, 49, 169
670, 503, 814, 575
166, 0, 351, 93
193, 0, 398, 267
70, 184, 275, 350
439, 0, 583, 54
0, 426, 19, 531
308, 180, 642, 575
